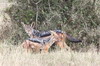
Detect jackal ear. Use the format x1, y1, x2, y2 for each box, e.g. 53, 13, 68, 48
50, 30, 53, 36
21, 22, 25, 27
31, 22, 36, 29
50, 31, 56, 36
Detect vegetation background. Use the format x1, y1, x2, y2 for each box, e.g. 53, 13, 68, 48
1, 0, 100, 51
0, 0, 100, 66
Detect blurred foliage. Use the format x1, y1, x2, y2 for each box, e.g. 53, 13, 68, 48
6, 0, 100, 51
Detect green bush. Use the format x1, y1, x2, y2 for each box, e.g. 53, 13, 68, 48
6, 0, 100, 51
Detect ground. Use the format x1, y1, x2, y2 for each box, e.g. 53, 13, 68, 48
0, 44, 100, 66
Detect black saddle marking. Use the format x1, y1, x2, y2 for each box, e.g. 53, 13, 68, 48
54, 30, 63, 33
32, 29, 64, 37
28, 38, 51, 44
39, 31, 51, 37
28, 38, 42, 43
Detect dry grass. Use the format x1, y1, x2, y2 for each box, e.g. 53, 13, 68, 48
0, 42, 100, 66
0, 0, 22, 42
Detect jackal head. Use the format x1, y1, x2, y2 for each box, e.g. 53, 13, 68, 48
21, 22, 35, 37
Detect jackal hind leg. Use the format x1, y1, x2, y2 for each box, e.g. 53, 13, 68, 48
34, 44, 42, 53
35, 48, 41, 53
42, 44, 51, 53
26, 47, 33, 53
63, 42, 71, 51
56, 41, 65, 49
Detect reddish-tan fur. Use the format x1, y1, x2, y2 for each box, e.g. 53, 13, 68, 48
22, 31, 59, 53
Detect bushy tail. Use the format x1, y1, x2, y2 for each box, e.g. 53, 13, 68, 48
66, 34, 82, 43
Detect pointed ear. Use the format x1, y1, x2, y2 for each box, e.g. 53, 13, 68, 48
21, 22, 25, 27
50, 31, 57, 36
50, 30, 53, 36
31, 22, 35, 29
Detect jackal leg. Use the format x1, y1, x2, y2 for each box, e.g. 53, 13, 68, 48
22, 40, 32, 53
55, 41, 71, 51
30, 43, 42, 53
55, 41, 65, 49
63, 42, 71, 51
42, 44, 51, 53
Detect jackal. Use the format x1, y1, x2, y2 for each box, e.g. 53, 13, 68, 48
21, 22, 82, 50
22, 31, 59, 53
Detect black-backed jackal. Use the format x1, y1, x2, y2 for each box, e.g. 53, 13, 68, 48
22, 31, 59, 53
21, 22, 82, 51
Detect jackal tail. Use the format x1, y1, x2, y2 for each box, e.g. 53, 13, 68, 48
66, 34, 82, 43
